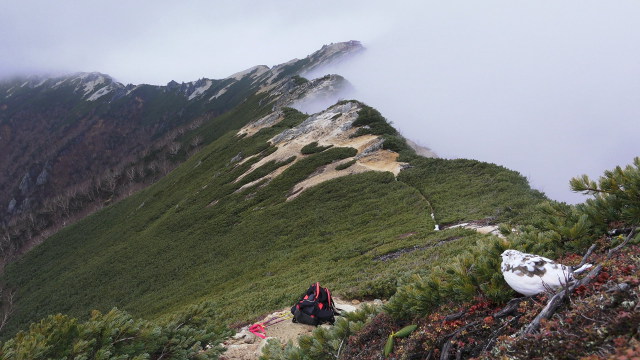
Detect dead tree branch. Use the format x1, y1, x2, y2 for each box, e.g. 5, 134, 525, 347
575, 243, 597, 269
493, 298, 529, 319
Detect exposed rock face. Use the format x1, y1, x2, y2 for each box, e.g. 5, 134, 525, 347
266, 74, 351, 111
358, 138, 384, 157
1, 41, 364, 106
229, 152, 245, 164
272, 102, 359, 143
5, 72, 130, 103
235, 101, 408, 198
290, 75, 354, 115
237, 111, 284, 138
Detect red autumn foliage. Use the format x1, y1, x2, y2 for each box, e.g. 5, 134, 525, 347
338, 245, 640, 360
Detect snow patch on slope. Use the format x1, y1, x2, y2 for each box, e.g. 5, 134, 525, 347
87, 85, 112, 101
34, 79, 48, 88
52, 78, 68, 88
81, 76, 106, 95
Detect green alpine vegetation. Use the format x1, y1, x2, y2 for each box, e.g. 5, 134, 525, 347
259, 157, 640, 360
300, 141, 333, 155
0, 98, 545, 343
1, 40, 637, 359
0, 300, 231, 359
0, 42, 361, 265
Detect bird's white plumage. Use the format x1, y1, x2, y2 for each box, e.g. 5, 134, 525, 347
500, 249, 592, 296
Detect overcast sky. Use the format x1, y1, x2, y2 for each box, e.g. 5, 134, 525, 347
1, 1, 639, 204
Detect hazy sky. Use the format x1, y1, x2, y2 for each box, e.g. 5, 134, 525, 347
1, 1, 639, 204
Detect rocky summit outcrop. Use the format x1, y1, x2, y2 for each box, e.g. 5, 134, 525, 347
235, 101, 409, 199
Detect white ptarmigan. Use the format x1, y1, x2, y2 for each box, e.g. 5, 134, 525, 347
500, 249, 592, 296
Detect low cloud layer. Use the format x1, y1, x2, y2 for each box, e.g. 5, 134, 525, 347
0, 1, 388, 85
2, 1, 639, 203
305, 2, 640, 203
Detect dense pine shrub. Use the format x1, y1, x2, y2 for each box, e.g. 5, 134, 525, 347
0, 301, 231, 360
351, 105, 397, 137
300, 141, 333, 155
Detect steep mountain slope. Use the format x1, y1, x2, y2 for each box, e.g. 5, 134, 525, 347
0, 41, 362, 263
1, 70, 545, 338
2, 42, 638, 360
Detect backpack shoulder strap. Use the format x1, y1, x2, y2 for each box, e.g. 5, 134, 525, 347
325, 287, 341, 316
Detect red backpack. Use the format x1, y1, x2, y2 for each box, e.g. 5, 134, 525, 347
290, 282, 339, 326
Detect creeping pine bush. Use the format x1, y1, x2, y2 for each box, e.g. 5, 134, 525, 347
300, 141, 333, 155
571, 156, 640, 228
385, 238, 513, 319
0, 301, 231, 360
351, 105, 397, 137
499, 157, 640, 259
238, 156, 297, 186
291, 75, 309, 86
335, 160, 357, 171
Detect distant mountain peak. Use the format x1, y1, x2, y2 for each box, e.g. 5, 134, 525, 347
2, 41, 364, 106
300, 40, 364, 76
318, 40, 363, 55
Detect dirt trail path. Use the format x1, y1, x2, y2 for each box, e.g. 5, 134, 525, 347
221, 298, 379, 360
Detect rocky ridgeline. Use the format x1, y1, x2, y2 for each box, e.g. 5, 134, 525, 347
0, 41, 363, 106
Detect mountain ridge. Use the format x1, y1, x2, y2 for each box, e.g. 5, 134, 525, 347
1, 40, 364, 102
0, 40, 637, 360
0, 50, 545, 338
0, 41, 363, 264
